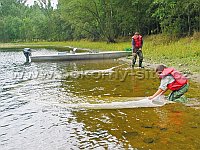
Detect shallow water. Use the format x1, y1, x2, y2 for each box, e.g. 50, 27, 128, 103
0, 48, 200, 150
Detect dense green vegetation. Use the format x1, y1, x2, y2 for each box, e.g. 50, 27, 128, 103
0, 0, 200, 42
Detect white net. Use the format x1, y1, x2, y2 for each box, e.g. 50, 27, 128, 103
63, 96, 169, 109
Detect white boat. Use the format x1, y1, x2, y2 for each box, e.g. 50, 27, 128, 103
30, 51, 131, 62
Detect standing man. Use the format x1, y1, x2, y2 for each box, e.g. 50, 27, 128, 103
132, 32, 144, 68
23, 48, 31, 62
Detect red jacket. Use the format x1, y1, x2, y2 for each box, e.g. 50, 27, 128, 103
132, 35, 143, 48
159, 68, 188, 91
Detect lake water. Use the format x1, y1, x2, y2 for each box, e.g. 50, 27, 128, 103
1, 48, 200, 150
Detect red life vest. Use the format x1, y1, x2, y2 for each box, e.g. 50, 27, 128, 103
132, 35, 142, 48
159, 68, 188, 91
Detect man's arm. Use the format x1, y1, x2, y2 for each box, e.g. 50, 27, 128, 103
141, 38, 143, 48
132, 39, 135, 49
139, 38, 143, 50
148, 88, 167, 100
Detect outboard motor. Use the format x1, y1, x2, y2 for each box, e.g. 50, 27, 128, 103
73, 48, 77, 52
23, 48, 31, 62
71, 48, 77, 54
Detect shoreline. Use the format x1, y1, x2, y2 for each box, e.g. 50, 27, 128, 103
0, 43, 199, 84
119, 57, 200, 85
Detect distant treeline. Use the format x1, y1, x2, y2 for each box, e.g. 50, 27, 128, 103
0, 0, 200, 42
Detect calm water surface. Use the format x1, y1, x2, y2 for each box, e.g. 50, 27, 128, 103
1, 49, 200, 150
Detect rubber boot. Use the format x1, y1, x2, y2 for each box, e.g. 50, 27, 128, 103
132, 59, 136, 68
132, 63, 135, 68
139, 60, 144, 68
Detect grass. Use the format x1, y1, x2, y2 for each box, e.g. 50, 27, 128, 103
143, 35, 200, 73
0, 41, 129, 51
0, 34, 200, 73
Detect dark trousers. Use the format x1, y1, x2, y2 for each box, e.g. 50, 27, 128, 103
23, 52, 30, 62
132, 48, 143, 67
168, 84, 189, 103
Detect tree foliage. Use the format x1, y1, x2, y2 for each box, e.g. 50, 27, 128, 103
0, 0, 199, 42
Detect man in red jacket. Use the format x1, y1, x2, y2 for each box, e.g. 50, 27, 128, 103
132, 32, 144, 68
148, 65, 189, 103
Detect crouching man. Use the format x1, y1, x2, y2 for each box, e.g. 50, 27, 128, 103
148, 65, 189, 103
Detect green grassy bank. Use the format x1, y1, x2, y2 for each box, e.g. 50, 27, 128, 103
0, 40, 129, 51
0, 34, 200, 74
144, 34, 200, 74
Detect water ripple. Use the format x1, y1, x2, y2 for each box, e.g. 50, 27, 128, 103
0, 49, 131, 149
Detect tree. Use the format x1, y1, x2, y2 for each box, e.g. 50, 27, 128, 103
1, 0, 200, 42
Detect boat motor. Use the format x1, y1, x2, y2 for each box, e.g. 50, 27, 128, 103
70, 48, 77, 54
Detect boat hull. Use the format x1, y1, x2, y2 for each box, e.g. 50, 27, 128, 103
31, 51, 131, 62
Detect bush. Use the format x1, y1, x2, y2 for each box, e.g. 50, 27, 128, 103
193, 32, 200, 40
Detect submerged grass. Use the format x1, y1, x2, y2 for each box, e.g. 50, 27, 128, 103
0, 34, 200, 73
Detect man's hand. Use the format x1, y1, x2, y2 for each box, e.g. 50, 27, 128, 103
132, 48, 136, 54
139, 48, 142, 51
148, 96, 154, 100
